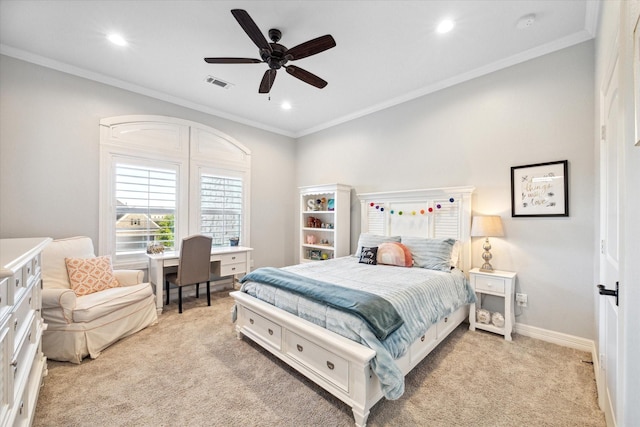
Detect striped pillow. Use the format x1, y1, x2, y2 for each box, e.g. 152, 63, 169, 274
401, 237, 456, 272
354, 233, 401, 257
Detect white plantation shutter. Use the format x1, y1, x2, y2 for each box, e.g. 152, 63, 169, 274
433, 199, 461, 239
114, 163, 177, 258
200, 175, 243, 246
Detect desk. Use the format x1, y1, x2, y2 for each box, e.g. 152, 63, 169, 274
147, 246, 253, 314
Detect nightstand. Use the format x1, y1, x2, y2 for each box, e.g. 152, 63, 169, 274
468, 268, 517, 341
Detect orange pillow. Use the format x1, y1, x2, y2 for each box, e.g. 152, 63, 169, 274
65, 256, 120, 296
377, 242, 413, 267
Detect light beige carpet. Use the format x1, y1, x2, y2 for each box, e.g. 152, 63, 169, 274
34, 291, 605, 426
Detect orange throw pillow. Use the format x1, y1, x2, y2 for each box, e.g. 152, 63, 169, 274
65, 256, 120, 296
377, 242, 413, 267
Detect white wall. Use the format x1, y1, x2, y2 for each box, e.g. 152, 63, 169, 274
0, 55, 297, 269
296, 41, 596, 340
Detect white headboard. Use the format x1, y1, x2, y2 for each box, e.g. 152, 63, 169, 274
357, 186, 475, 274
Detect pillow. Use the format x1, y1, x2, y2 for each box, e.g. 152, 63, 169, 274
358, 246, 378, 265
354, 234, 401, 257
65, 256, 120, 296
400, 237, 456, 272
376, 242, 413, 267
450, 240, 462, 267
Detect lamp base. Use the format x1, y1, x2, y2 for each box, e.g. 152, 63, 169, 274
479, 262, 495, 273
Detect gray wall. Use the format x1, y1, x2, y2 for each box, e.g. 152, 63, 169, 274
296, 41, 596, 339
0, 55, 297, 269
0, 41, 596, 339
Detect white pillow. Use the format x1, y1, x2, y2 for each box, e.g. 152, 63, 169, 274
450, 240, 462, 268
353, 233, 401, 257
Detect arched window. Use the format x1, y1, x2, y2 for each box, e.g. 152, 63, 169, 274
99, 115, 251, 268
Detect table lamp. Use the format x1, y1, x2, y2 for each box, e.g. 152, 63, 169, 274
471, 215, 504, 272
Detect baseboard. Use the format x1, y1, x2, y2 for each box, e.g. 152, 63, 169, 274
514, 322, 594, 352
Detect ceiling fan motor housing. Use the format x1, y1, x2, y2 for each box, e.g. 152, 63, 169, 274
261, 42, 290, 70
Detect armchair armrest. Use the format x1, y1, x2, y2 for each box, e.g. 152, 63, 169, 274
114, 269, 144, 286
42, 288, 76, 323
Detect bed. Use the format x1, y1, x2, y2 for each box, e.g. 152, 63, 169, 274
231, 186, 475, 426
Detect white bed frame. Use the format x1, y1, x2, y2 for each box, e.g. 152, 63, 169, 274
231, 186, 475, 426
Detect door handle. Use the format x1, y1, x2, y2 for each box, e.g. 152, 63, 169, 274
597, 282, 618, 306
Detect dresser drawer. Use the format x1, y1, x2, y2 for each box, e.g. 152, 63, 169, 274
221, 262, 246, 276
242, 308, 282, 351
12, 314, 37, 393
12, 287, 35, 353
473, 275, 505, 294
0, 277, 9, 311
220, 252, 246, 265
285, 330, 349, 392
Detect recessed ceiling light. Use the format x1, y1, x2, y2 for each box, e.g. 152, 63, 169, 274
107, 33, 128, 46
436, 19, 455, 34
281, 101, 292, 110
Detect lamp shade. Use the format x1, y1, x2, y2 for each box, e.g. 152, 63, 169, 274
471, 215, 504, 237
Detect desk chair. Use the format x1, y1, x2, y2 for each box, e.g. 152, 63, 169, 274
165, 235, 213, 313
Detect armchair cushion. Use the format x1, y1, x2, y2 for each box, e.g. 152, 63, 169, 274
114, 269, 145, 286
42, 236, 95, 289
65, 256, 120, 296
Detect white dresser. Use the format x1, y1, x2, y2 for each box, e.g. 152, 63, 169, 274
0, 237, 51, 427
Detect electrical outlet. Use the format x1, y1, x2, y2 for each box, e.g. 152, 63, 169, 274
516, 293, 528, 307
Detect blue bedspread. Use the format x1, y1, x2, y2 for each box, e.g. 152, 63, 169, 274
240, 267, 404, 340
239, 256, 475, 400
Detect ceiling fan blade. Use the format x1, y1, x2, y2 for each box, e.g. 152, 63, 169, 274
259, 69, 277, 93
204, 57, 262, 64
231, 9, 272, 53
286, 35, 336, 60
285, 65, 328, 89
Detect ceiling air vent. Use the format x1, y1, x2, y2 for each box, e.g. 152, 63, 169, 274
205, 75, 233, 89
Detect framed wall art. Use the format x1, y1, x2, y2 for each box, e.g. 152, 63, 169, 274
511, 160, 568, 217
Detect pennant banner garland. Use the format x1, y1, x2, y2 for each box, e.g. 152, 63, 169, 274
369, 198, 456, 216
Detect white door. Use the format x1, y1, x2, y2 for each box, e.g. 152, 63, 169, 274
598, 50, 622, 426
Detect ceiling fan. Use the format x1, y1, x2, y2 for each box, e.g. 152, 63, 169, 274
204, 9, 336, 94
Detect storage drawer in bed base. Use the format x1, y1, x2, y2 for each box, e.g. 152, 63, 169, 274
232, 291, 469, 427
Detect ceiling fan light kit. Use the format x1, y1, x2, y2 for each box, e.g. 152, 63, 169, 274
204, 9, 336, 94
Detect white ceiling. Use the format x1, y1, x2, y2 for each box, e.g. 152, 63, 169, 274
0, 1, 599, 138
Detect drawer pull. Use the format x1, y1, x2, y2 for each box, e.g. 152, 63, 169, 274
444, 317, 448, 323
326, 361, 335, 370
15, 278, 20, 287
420, 335, 426, 342
14, 319, 18, 330
29, 297, 32, 305
19, 401, 24, 415
268, 328, 273, 336
249, 318, 254, 324
0, 296, 2, 304
27, 267, 32, 275
28, 332, 32, 341
232, 256, 236, 260
297, 344, 303, 352
231, 267, 236, 271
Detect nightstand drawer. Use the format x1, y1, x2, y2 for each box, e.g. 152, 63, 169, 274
473, 276, 505, 294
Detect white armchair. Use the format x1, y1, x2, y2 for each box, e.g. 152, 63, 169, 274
41, 236, 158, 363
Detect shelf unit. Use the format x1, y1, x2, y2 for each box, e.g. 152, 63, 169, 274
299, 184, 351, 263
